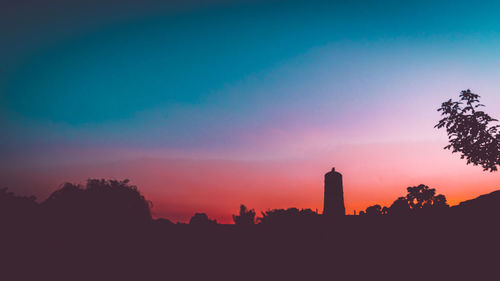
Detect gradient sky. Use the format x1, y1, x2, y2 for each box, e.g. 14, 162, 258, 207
2, 0, 500, 223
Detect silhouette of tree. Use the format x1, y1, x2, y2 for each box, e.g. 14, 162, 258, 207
436, 89, 500, 171
42, 183, 85, 221
365, 204, 382, 216
42, 179, 152, 227
0, 188, 38, 222
258, 208, 319, 225
406, 184, 449, 211
387, 185, 449, 216
189, 213, 217, 225
388, 197, 411, 216
433, 194, 449, 210
232, 204, 256, 226
407, 185, 436, 210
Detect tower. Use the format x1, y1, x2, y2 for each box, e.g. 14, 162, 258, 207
323, 167, 345, 217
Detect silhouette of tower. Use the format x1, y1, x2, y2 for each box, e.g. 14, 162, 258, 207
323, 167, 345, 217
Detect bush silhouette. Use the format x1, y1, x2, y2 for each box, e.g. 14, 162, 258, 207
189, 213, 217, 225
385, 185, 449, 216
258, 208, 319, 225
232, 204, 256, 226
388, 197, 411, 216
42, 179, 152, 228
0, 187, 38, 223
407, 184, 449, 211
365, 204, 382, 216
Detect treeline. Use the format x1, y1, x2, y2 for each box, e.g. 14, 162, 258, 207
1, 178, 322, 227
191, 184, 453, 226
359, 184, 449, 216
1, 179, 453, 228
2, 178, 499, 281
1, 179, 152, 230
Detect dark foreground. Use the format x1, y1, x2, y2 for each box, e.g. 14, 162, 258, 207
3, 214, 499, 281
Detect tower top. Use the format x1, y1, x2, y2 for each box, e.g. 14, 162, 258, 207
331, 167, 335, 172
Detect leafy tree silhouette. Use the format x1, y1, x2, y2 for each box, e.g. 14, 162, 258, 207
407, 184, 449, 211
436, 89, 500, 171
232, 204, 256, 226
0, 188, 38, 223
386, 185, 449, 216
189, 213, 217, 225
365, 204, 382, 216
433, 194, 449, 210
388, 197, 411, 216
42, 179, 152, 228
258, 208, 319, 225
407, 185, 436, 210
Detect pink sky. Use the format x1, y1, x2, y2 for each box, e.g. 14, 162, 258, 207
3, 139, 499, 223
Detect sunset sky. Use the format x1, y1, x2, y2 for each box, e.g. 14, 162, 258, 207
2, 0, 500, 223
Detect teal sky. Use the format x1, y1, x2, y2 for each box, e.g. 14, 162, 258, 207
3, 0, 500, 124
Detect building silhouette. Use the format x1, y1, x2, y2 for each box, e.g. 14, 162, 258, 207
323, 167, 345, 217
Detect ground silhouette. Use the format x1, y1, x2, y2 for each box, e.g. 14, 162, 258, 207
1, 179, 499, 280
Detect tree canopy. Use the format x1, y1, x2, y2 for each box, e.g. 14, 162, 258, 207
364, 185, 449, 217
436, 89, 500, 171
233, 204, 256, 226
42, 179, 153, 227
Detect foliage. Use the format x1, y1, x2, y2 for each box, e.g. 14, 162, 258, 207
189, 213, 217, 225
436, 89, 500, 171
0, 188, 38, 221
365, 185, 450, 217
42, 179, 153, 226
365, 204, 382, 216
233, 204, 256, 226
406, 184, 448, 210
258, 208, 319, 225
388, 197, 411, 216
386, 185, 449, 216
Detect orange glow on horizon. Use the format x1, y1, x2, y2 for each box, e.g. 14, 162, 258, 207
2, 140, 499, 224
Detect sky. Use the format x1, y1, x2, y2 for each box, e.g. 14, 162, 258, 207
1, 0, 500, 223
